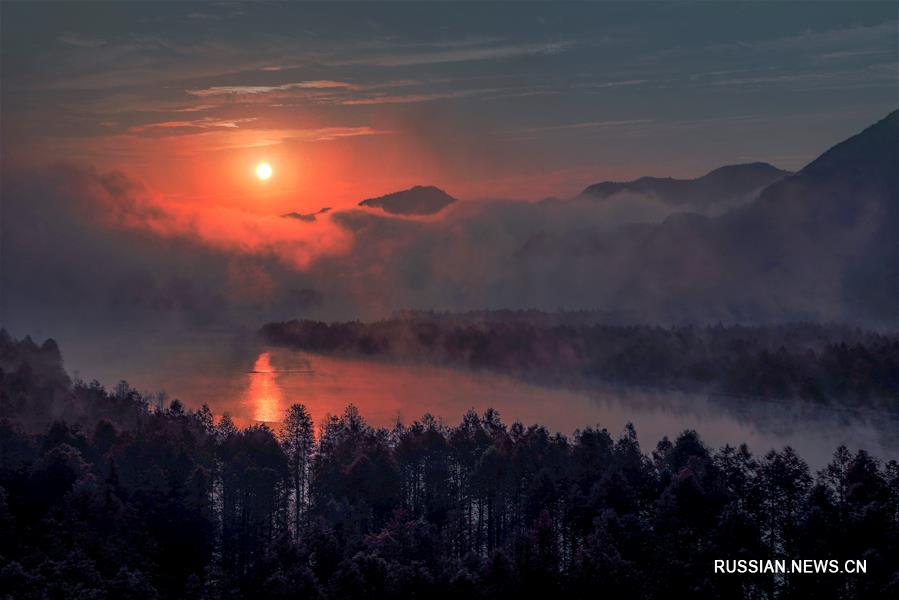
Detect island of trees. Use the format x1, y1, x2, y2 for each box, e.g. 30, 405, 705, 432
1, 330, 897, 598
260, 317, 899, 406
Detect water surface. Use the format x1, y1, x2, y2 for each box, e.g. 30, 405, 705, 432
62, 331, 898, 470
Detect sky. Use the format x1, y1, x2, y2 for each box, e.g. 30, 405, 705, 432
2, 1, 896, 209
1, 1, 897, 338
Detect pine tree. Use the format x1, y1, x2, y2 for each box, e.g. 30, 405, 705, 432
281, 403, 315, 538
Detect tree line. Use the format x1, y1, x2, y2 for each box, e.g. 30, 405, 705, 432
261, 319, 899, 405
1, 331, 897, 598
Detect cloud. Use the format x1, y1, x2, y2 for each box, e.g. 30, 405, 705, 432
708, 64, 897, 91
260, 64, 305, 72
187, 80, 357, 97
339, 87, 509, 105
330, 40, 575, 67
85, 124, 391, 154
579, 79, 648, 89
630, 20, 898, 94
181, 79, 432, 107
186, 9, 245, 21
128, 117, 258, 133
197, 77, 555, 107
0, 164, 353, 333
729, 21, 898, 54
31, 33, 290, 91
4, 160, 701, 332
167, 104, 218, 113
279, 126, 391, 143
58, 32, 107, 48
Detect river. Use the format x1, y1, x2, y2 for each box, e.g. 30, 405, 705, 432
59, 330, 898, 470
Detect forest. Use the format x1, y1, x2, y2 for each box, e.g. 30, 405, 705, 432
1, 330, 897, 599
260, 317, 899, 406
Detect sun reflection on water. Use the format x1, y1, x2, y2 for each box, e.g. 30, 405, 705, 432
245, 352, 284, 422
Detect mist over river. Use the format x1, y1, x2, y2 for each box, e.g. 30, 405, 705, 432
58, 330, 898, 471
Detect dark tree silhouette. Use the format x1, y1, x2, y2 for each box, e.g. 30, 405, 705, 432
0, 330, 896, 598
281, 403, 315, 537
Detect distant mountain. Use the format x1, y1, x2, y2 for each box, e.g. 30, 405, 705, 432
359, 185, 457, 215
720, 110, 899, 323
799, 110, 897, 179
578, 162, 790, 212
517, 111, 898, 325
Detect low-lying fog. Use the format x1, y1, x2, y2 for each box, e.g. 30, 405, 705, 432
60, 330, 898, 470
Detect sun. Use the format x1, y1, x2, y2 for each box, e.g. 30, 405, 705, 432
255, 162, 273, 181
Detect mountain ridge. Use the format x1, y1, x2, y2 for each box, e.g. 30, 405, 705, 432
578, 162, 791, 210
516, 111, 898, 325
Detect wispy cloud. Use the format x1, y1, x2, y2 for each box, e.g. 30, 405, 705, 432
58, 32, 107, 48
167, 104, 217, 113
163, 125, 391, 150
331, 40, 575, 67
634, 20, 897, 70
511, 118, 654, 135
283, 126, 391, 142
128, 117, 258, 133
338, 83, 561, 105
581, 79, 648, 89
198, 74, 553, 106
732, 21, 898, 54
709, 63, 897, 91
187, 80, 357, 97
187, 9, 245, 21
813, 48, 893, 61
340, 87, 506, 105
260, 64, 305, 72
